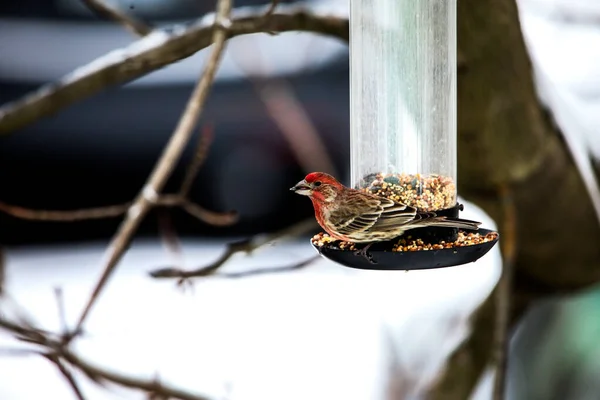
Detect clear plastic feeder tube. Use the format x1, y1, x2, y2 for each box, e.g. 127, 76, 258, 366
350, 0, 457, 212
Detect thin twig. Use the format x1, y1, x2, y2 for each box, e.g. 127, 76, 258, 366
220, 255, 319, 279
0, 5, 348, 135
157, 210, 185, 270
149, 218, 317, 280
492, 184, 517, 400
0, 201, 129, 221
264, 0, 280, 17
80, 0, 152, 36
231, 40, 338, 176
0, 197, 236, 226
258, 80, 338, 175
179, 124, 215, 197
70, 0, 233, 338
150, 239, 248, 280
178, 199, 237, 226
44, 354, 87, 400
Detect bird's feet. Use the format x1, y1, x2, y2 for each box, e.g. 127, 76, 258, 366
354, 243, 376, 264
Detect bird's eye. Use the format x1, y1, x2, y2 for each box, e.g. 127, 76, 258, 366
314, 181, 322, 187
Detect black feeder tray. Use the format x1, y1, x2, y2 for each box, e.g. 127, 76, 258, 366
311, 203, 499, 271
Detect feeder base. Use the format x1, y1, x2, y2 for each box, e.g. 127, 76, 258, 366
312, 228, 499, 271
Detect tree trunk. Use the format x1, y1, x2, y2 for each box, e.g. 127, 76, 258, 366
429, 0, 600, 398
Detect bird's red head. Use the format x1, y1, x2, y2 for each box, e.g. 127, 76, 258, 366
290, 172, 343, 203
304, 172, 339, 186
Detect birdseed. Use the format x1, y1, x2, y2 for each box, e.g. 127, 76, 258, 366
355, 172, 457, 212
311, 231, 498, 252
391, 231, 498, 252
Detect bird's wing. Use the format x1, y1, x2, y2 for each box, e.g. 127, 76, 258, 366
329, 192, 417, 236
370, 197, 419, 229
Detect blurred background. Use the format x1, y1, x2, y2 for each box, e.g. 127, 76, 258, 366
1, 0, 600, 399
0, 0, 349, 245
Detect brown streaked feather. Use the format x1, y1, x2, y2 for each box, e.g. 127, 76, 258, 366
329, 191, 417, 236
371, 197, 418, 229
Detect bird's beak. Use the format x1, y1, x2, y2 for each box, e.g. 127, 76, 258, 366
290, 179, 312, 195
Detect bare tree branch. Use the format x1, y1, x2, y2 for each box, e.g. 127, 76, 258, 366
258, 79, 339, 175
157, 210, 185, 271
179, 125, 215, 197
80, 0, 152, 36
70, 0, 234, 337
148, 29, 331, 285
44, 354, 87, 400
158, 211, 183, 257
264, 0, 280, 17
150, 218, 317, 281
178, 199, 237, 226
62, 350, 211, 400
0, 201, 129, 221
231, 39, 339, 177
0, 196, 236, 226
220, 255, 319, 279
0, 312, 211, 400
0, 5, 348, 135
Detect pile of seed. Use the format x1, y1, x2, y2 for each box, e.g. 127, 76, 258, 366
392, 231, 498, 252
356, 172, 456, 212
311, 232, 358, 250
311, 230, 498, 252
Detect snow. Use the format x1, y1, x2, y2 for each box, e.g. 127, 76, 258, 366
64, 29, 171, 84
0, 3, 349, 86
517, 0, 600, 223
0, 198, 501, 399
517, 0, 600, 158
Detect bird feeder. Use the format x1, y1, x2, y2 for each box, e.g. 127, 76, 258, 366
312, 0, 499, 270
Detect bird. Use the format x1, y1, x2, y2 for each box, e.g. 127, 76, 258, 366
290, 172, 481, 263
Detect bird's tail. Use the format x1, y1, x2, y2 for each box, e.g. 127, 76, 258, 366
408, 215, 481, 231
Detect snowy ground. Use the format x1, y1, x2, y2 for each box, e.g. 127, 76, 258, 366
0, 199, 501, 400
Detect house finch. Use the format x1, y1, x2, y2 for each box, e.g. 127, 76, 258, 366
290, 172, 481, 262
